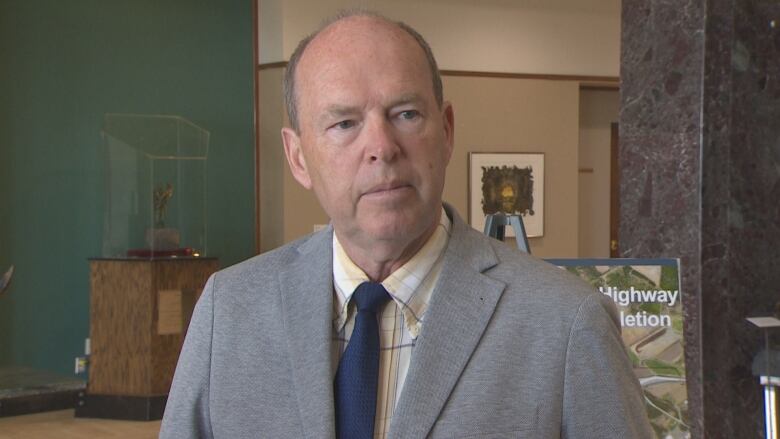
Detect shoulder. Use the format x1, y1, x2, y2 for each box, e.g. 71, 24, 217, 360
449, 224, 623, 369
490, 236, 619, 332
207, 227, 332, 294
448, 213, 596, 301
446, 214, 614, 328
491, 236, 594, 299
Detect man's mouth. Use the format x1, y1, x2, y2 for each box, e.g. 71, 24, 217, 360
362, 182, 412, 198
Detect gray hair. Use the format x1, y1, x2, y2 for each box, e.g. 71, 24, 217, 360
283, 10, 444, 132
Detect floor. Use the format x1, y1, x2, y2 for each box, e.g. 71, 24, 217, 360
0, 410, 161, 438
0, 367, 160, 438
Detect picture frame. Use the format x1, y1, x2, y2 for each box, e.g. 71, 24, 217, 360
468, 152, 545, 237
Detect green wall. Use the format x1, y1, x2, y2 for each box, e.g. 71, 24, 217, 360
0, 1, 255, 376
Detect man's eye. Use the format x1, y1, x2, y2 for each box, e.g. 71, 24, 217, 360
334, 120, 355, 130
399, 110, 419, 120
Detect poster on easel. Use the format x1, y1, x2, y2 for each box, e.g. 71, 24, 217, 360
546, 258, 690, 439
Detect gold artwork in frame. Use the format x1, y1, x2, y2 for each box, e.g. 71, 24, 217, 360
468, 152, 545, 237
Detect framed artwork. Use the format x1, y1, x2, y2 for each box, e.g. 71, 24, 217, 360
468, 152, 545, 237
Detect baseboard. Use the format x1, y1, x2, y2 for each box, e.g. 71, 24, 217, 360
74, 393, 167, 421
0, 390, 81, 417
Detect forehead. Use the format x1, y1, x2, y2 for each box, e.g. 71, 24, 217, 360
294, 17, 433, 106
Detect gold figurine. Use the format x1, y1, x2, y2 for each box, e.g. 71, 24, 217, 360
153, 183, 174, 227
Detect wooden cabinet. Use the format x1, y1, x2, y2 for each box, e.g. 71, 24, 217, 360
75, 257, 218, 420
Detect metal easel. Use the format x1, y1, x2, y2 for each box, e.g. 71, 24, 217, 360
483, 213, 531, 254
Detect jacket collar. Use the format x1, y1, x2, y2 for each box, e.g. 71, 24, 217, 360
387, 204, 506, 438
279, 227, 337, 439
278, 205, 506, 439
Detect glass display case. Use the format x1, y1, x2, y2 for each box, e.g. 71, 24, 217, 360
101, 113, 209, 258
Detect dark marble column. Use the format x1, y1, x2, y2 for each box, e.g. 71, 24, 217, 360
620, 0, 705, 436
620, 0, 780, 438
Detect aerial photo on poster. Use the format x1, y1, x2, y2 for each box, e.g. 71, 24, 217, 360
547, 258, 689, 439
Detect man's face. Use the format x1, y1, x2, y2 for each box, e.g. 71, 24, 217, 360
282, 17, 454, 250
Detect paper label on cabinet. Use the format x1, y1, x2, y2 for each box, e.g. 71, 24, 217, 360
158, 289, 183, 335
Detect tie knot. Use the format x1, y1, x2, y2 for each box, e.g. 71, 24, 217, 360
352, 282, 391, 313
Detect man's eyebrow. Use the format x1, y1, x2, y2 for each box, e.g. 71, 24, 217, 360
316, 105, 360, 126
316, 94, 427, 125
323, 104, 360, 116
388, 93, 425, 108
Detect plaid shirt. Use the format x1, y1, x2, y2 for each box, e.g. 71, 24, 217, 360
332, 208, 451, 438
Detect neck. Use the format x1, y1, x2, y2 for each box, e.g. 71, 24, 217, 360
337, 218, 439, 282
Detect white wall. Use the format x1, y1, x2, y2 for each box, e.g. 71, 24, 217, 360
259, 0, 620, 77
259, 0, 284, 62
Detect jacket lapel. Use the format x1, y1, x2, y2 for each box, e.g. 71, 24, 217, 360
279, 229, 336, 439
388, 211, 506, 439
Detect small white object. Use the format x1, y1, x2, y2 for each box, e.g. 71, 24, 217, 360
84, 338, 91, 356
74, 356, 88, 374
762, 376, 780, 387
313, 224, 327, 232
747, 317, 780, 328
766, 384, 778, 439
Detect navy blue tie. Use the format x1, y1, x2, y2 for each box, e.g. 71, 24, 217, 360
334, 282, 391, 439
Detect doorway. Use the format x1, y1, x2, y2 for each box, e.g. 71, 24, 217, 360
577, 88, 620, 258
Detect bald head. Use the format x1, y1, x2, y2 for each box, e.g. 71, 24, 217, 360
283, 11, 443, 132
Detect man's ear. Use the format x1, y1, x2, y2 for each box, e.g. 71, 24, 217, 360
281, 127, 313, 189
441, 101, 455, 164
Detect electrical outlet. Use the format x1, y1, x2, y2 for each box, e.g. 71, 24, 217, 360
84, 338, 90, 356
74, 356, 88, 374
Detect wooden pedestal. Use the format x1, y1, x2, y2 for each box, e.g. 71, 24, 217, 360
76, 257, 218, 420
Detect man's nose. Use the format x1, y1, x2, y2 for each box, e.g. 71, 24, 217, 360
362, 116, 400, 163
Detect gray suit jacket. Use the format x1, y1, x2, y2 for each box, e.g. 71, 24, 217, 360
160, 207, 653, 438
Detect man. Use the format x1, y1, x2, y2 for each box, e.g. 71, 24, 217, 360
161, 11, 652, 439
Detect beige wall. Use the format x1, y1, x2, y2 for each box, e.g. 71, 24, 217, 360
282, 145, 329, 243
260, 67, 583, 258
258, 68, 287, 252
443, 76, 580, 257
259, 67, 329, 247
259, 0, 620, 77
577, 89, 619, 257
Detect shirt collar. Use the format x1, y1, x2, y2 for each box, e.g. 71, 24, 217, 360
332, 207, 451, 338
